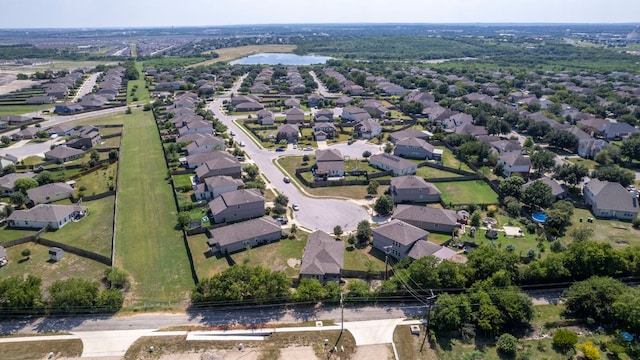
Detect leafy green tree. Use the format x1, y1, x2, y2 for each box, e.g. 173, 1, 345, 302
563, 276, 627, 323
436, 260, 470, 289
612, 288, 640, 333
374, 195, 393, 216
21, 248, 31, 259
366, 180, 379, 195
96, 289, 124, 312
243, 164, 260, 180
553, 163, 589, 187
108, 149, 119, 160
467, 245, 519, 282
347, 279, 371, 297
383, 143, 394, 154
13, 178, 38, 194
362, 150, 372, 158
0, 275, 44, 314
429, 293, 471, 332
569, 225, 594, 242
274, 194, 289, 207
470, 290, 504, 334
177, 212, 190, 230
105, 267, 130, 290
35, 171, 53, 185
577, 340, 601, 360
10, 191, 26, 207
545, 131, 579, 151
499, 176, 525, 199
563, 241, 625, 279
356, 220, 372, 245
593, 165, 635, 187
89, 150, 100, 164
523, 136, 534, 149
522, 180, 552, 208
48, 278, 100, 314
2, 164, 15, 175
294, 278, 326, 302
1, 136, 11, 145
469, 210, 482, 227
496, 333, 518, 356
333, 225, 343, 238
530, 150, 556, 175
552, 328, 578, 349
621, 136, 640, 161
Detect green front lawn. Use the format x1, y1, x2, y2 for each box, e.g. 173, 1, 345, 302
435, 180, 499, 205
0, 227, 36, 243
566, 157, 599, 170
45, 196, 115, 257
114, 109, 193, 305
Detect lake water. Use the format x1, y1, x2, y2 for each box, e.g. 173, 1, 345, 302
229, 53, 332, 65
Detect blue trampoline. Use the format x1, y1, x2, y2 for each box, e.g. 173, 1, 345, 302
620, 332, 634, 342
532, 212, 547, 223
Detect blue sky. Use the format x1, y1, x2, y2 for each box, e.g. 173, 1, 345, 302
4, 0, 639, 28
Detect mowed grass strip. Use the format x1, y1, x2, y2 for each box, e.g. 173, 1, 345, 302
115, 109, 192, 304
434, 180, 499, 205
188, 44, 297, 67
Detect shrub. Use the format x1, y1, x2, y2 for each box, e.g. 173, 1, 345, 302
21, 248, 31, 258
553, 328, 578, 349
577, 340, 601, 360
496, 333, 518, 355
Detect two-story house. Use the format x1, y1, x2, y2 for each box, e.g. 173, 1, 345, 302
389, 175, 441, 203
208, 188, 265, 224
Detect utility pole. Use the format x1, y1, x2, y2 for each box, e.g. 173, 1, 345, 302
420, 290, 437, 353
340, 292, 344, 335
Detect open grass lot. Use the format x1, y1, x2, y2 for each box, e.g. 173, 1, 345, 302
95, 135, 122, 149
566, 157, 599, 170
434, 180, 499, 205
0, 242, 109, 289
173, 173, 193, 189
114, 109, 193, 305
45, 196, 115, 257
189, 44, 297, 67
0, 227, 36, 242
73, 162, 118, 195
561, 208, 640, 248
189, 233, 307, 280
0, 339, 83, 360
344, 244, 385, 272
125, 330, 355, 360
393, 325, 437, 360
0, 104, 52, 117
435, 146, 473, 173
416, 166, 464, 179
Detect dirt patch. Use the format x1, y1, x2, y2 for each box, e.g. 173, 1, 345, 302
278, 346, 318, 360
616, 240, 630, 246
287, 258, 301, 268
352, 344, 393, 360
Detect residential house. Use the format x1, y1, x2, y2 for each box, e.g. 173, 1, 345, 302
315, 149, 344, 177
497, 153, 531, 178
277, 124, 300, 143
236, 101, 264, 111
26, 95, 55, 105
602, 122, 639, 140
284, 98, 300, 109
27, 183, 75, 205
393, 205, 459, 234
369, 153, 417, 176
285, 108, 305, 124
314, 109, 334, 123
195, 154, 242, 180
372, 220, 457, 261
250, 83, 270, 94
78, 94, 108, 110
12, 127, 39, 140
362, 99, 389, 118
394, 137, 441, 160
186, 151, 237, 169
231, 95, 260, 108
300, 230, 344, 283
389, 175, 441, 203
194, 175, 244, 201
66, 125, 102, 149
207, 216, 282, 255
0, 172, 36, 195
489, 139, 522, 155
46, 124, 76, 137
341, 107, 371, 123
177, 120, 213, 137
313, 122, 337, 141
523, 177, 567, 202
308, 94, 325, 108
579, 138, 608, 159
44, 146, 85, 163
454, 124, 488, 137
256, 109, 275, 125
354, 118, 382, 139
7, 204, 88, 230
208, 188, 265, 224
583, 179, 639, 220
335, 96, 353, 107
388, 129, 431, 144
185, 135, 226, 155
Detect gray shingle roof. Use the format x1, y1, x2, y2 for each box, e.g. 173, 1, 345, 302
27, 183, 74, 204
8, 204, 87, 223
374, 219, 428, 246
585, 179, 639, 213
207, 217, 281, 248
300, 230, 344, 276
390, 176, 440, 194
393, 205, 458, 226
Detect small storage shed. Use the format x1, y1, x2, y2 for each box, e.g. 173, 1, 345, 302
49, 247, 64, 262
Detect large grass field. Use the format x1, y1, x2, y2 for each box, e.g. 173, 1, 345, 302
561, 208, 640, 248
435, 146, 474, 173
45, 197, 115, 257
189, 44, 297, 67
0, 104, 52, 116
126, 62, 150, 105
434, 180, 499, 205
114, 109, 193, 305
0, 242, 109, 290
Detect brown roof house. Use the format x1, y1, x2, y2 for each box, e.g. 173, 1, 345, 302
8, 204, 88, 230
256, 109, 275, 125
285, 108, 305, 124
207, 216, 282, 255
583, 179, 639, 220
27, 182, 75, 205
354, 118, 382, 139
390, 175, 441, 204
388, 129, 431, 144
313, 122, 337, 141
314, 109, 334, 123
195, 153, 242, 181
393, 205, 459, 234
277, 124, 300, 144
341, 107, 371, 123
208, 188, 265, 224
369, 153, 417, 176
45, 146, 85, 163
66, 125, 102, 149
497, 153, 531, 178
194, 176, 244, 201
372, 219, 456, 261
393, 137, 442, 160
315, 149, 344, 178
185, 135, 226, 155
300, 230, 344, 283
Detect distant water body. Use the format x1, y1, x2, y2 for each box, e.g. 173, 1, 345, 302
229, 53, 332, 65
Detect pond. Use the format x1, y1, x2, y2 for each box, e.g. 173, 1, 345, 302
229, 53, 332, 65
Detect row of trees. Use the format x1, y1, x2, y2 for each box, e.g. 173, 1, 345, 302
0, 268, 128, 315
